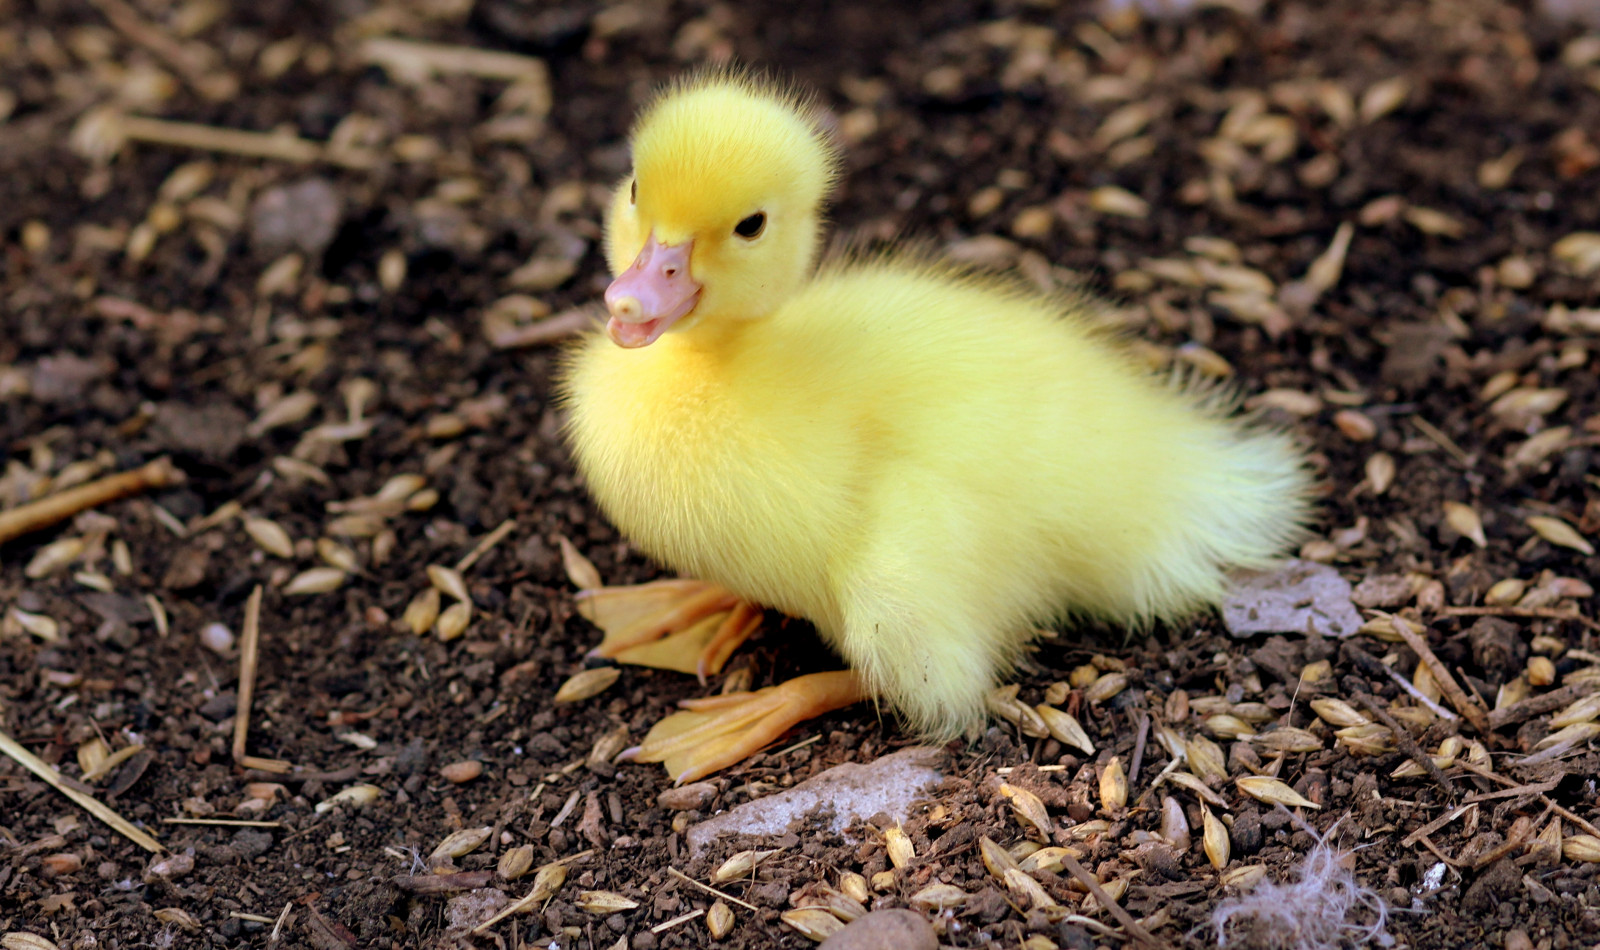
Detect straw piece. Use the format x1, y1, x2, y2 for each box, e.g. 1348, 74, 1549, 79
0, 458, 182, 545
1380, 612, 1490, 734
0, 727, 162, 852
233, 587, 292, 772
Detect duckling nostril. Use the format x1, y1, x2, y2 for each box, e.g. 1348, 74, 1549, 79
611, 296, 642, 321
662, 266, 677, 278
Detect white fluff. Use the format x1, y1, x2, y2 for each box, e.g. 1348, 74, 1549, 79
1211, 819, 1391, 950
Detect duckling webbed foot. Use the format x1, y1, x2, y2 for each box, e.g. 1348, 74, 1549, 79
631, 670, 868, 784
577, 579, 763, 681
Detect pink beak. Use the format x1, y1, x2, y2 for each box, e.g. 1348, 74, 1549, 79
604, 235, 702, 348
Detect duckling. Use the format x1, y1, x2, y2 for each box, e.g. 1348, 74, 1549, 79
560, 71, 1313, 783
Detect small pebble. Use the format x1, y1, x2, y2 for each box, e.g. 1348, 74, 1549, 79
657, 781, 717, 811
441, 760, 484, 784
200, 622, 235, 654
816, 909, 937, 950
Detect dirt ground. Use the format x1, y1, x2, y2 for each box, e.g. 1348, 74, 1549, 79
3, 0, 1600, 947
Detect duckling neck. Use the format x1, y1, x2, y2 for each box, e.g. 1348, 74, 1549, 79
672, 316, 756, 356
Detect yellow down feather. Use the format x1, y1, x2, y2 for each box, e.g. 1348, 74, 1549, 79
562, 71, 1313, 739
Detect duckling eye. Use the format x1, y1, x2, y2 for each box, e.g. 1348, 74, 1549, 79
630, 179, 637, 205
734, 212, 766, 239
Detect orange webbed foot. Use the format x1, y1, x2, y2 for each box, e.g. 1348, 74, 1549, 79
631, 670, 868, 784
561, 540, 762, 681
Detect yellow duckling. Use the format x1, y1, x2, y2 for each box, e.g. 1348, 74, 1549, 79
561, 71, 1313, 783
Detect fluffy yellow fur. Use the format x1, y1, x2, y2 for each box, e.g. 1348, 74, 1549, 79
563, 72, 1313, 738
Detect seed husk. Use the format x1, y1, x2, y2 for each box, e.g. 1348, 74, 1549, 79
498, 845, 535, 881
979, 836, 1022, 881
1220, 865, 1267, 890
1526, 516, 1594, 555
839, 871, 869, 904
429, 827, 492, 865
1551, 692, 1600, 729
553, 667, 620, 703
1018, 846, 1083, 875
25, 537, 87, 578
318, 538, 359, 572
1185, 734, 1230, 785
1, 934, 63, 950
1036, 704, 1094, 754
1485, 578, 1527, 606
440, 760, 483, 784
1202, 805, 1231, 870
402, 587, 442, 635
1099, 756, 1127, 811
1443, 501, 1487, 548
1358, 76, 1409, 122
1332, 409, 1376, 441
987, 685, 1050, 737
315, 783, 383, 813
1530, 722, 1600, 757
1365, 452, 1396, 494
1310, 698, 1370, 728
1236, 775, 1320, 809
1250, 727, 1325, 754
1528, 656, 1558, 688
781, 908, 844, 942
909, 883, 969, 911
884, 824, 915, 868
1204, 714, 1256, 739
577, 891, 639, 914
706, 900, 735, 939
712, 849, 780, 885
1562, 835, 1600, 863
284, 567, 346, 595
427, 564, 471, 601
1160, 796, 1191, 851
241, 518, 292, 559
1089, 185, 1148, 218
1000, 783, 1053, 840
435, 600, 472, 641
1084, 671, 1129, 704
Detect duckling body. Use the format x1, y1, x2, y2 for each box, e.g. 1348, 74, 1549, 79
565, 255, 1310, 739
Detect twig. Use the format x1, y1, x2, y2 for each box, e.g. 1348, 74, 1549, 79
1344, 643, 1458, 721
667, 867, 759, 913
1439, 605, 1600, 633
1055, 851, 1168, 949
1379, 612, 1490, 734
1400, 803, 1473, 848
1461, 778, 1558, 804
486, 309, 594, 350
360, 37, 548, 83
455, 518, 516, 573
651, 909, 705, 934
1453, 759, 1600, 840
160, 812, 283, 818
0, 727, 162, 852
1410, 416, 1472, 467
269, 902, 293, 945
109, 114, 376, 168
1127, 711, 1150, 786
1487, 682, 1596, 730
0, 457, 182, 545
1352, 693, 1453, 793
234, 587, 292, 772
86, 0, 234, 100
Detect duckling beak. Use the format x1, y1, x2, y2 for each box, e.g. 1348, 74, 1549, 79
604, 235, 702, 348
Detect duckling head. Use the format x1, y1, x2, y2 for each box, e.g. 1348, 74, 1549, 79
602, 72, 839, 348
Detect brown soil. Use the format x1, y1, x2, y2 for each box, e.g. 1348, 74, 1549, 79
3, 1, 1599, 948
